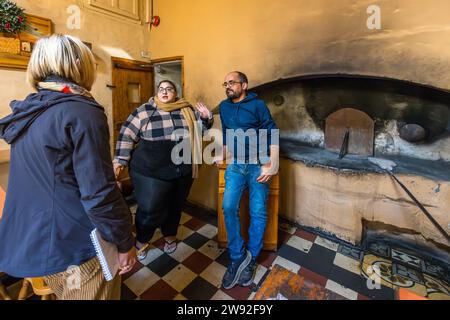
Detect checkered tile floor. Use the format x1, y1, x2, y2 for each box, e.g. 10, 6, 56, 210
2, 205, 449, 300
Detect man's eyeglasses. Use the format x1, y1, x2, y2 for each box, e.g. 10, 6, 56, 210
158, 87, 175, 93
222, 81, 243, 88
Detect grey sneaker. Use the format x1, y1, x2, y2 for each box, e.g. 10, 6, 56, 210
238, 259, 258, 287
222, 250, 251, 290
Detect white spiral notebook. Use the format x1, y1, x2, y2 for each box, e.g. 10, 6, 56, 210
90, 229, 119, 282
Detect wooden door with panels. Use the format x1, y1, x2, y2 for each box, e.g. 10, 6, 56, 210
111, 57, 154, 194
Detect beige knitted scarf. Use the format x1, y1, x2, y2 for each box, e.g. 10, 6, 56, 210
154, 97, 201, 179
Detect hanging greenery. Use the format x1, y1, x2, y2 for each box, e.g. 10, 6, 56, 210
0, 0, 27, 34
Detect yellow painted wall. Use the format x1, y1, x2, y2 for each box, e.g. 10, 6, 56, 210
148, 0, 450, 212
0, 0, 152, 189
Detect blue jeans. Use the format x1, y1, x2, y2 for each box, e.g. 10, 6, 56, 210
222, 164, 270, 261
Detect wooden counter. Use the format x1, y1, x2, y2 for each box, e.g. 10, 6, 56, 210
217, 164, 279, 252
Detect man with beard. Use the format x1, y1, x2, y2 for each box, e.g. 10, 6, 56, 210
217, 71, 279, 289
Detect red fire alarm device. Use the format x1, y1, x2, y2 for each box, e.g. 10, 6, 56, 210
151, 16, 160, 27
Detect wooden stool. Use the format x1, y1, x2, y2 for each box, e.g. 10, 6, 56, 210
18, 278, 56, 300
0, 272, 11, 300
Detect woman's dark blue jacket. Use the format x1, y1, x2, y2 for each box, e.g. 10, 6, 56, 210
0, 89, 134, 278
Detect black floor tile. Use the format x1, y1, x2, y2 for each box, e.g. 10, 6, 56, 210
216, 250, 231, 267
146, 254, 179, 277
300, 244, 337, 278
182, 276, 219, 300
277, 243, 308, 266
121, 283, 137, 300
184, 232, 210, 250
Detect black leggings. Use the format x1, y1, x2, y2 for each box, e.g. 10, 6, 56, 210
130, 171, 194, 244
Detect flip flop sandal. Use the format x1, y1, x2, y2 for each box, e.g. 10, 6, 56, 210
136, 243, 150, 261
164, 240, 178, 254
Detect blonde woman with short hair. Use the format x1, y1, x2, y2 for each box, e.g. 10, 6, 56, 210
0, 34, 137, 300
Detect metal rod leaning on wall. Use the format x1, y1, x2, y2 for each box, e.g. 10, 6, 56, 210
387, 172, 450, 244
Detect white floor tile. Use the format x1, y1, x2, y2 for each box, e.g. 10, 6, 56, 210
169, 242, 196, 262
150, 229, 163, 243
177, 225, 195, 241
180, 212, 193, 225
254, 264, 268, 285
163, 264, 197, 292
211, 290, 235, 300
271, 256, 301, 274
198, 240, 225, 260
287, 235, 314, 253
200, 261, 227, 288
139, 245, 164, 265
325, 280, 358, 300
197, 224, 218, 239
315, 236, 339, 252
333, 252, 361, 275
124, 268, 160, 296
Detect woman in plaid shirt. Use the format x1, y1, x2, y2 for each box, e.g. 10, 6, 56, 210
113, 80, 213, 259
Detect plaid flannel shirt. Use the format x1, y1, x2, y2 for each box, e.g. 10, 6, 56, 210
114, 97, 214, 166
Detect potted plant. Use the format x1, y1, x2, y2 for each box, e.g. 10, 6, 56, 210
0, 0, 27, 54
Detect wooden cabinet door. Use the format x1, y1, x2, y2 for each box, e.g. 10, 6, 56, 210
217, 165, 279, 252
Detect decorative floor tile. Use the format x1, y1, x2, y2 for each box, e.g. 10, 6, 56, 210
392, 263, 424, 285
391, 248, 423, 270
162, 264, 197, 293
361, 254, 395, 289
325, 280, 357, 300
271, 256, 301, 274
124, 268, 160, 296
338, 244, 362, 261
182, 252, 214, 274
367, 242, 390, 258
168, 242, 196, 263
422, 260, 448, 280
314, 236, 339, 252
200, 261, 227, 288
147, 254, 180, 278
287, 235, 314, 254
424, 274, 450, 296
198, 240, 226, 260
182, 277, 219, 300
184, 233, 210, 250
211, 290, 234, 300
140, 280, 179, 300
333, 252, 361, 275
197, 224, 218, 239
